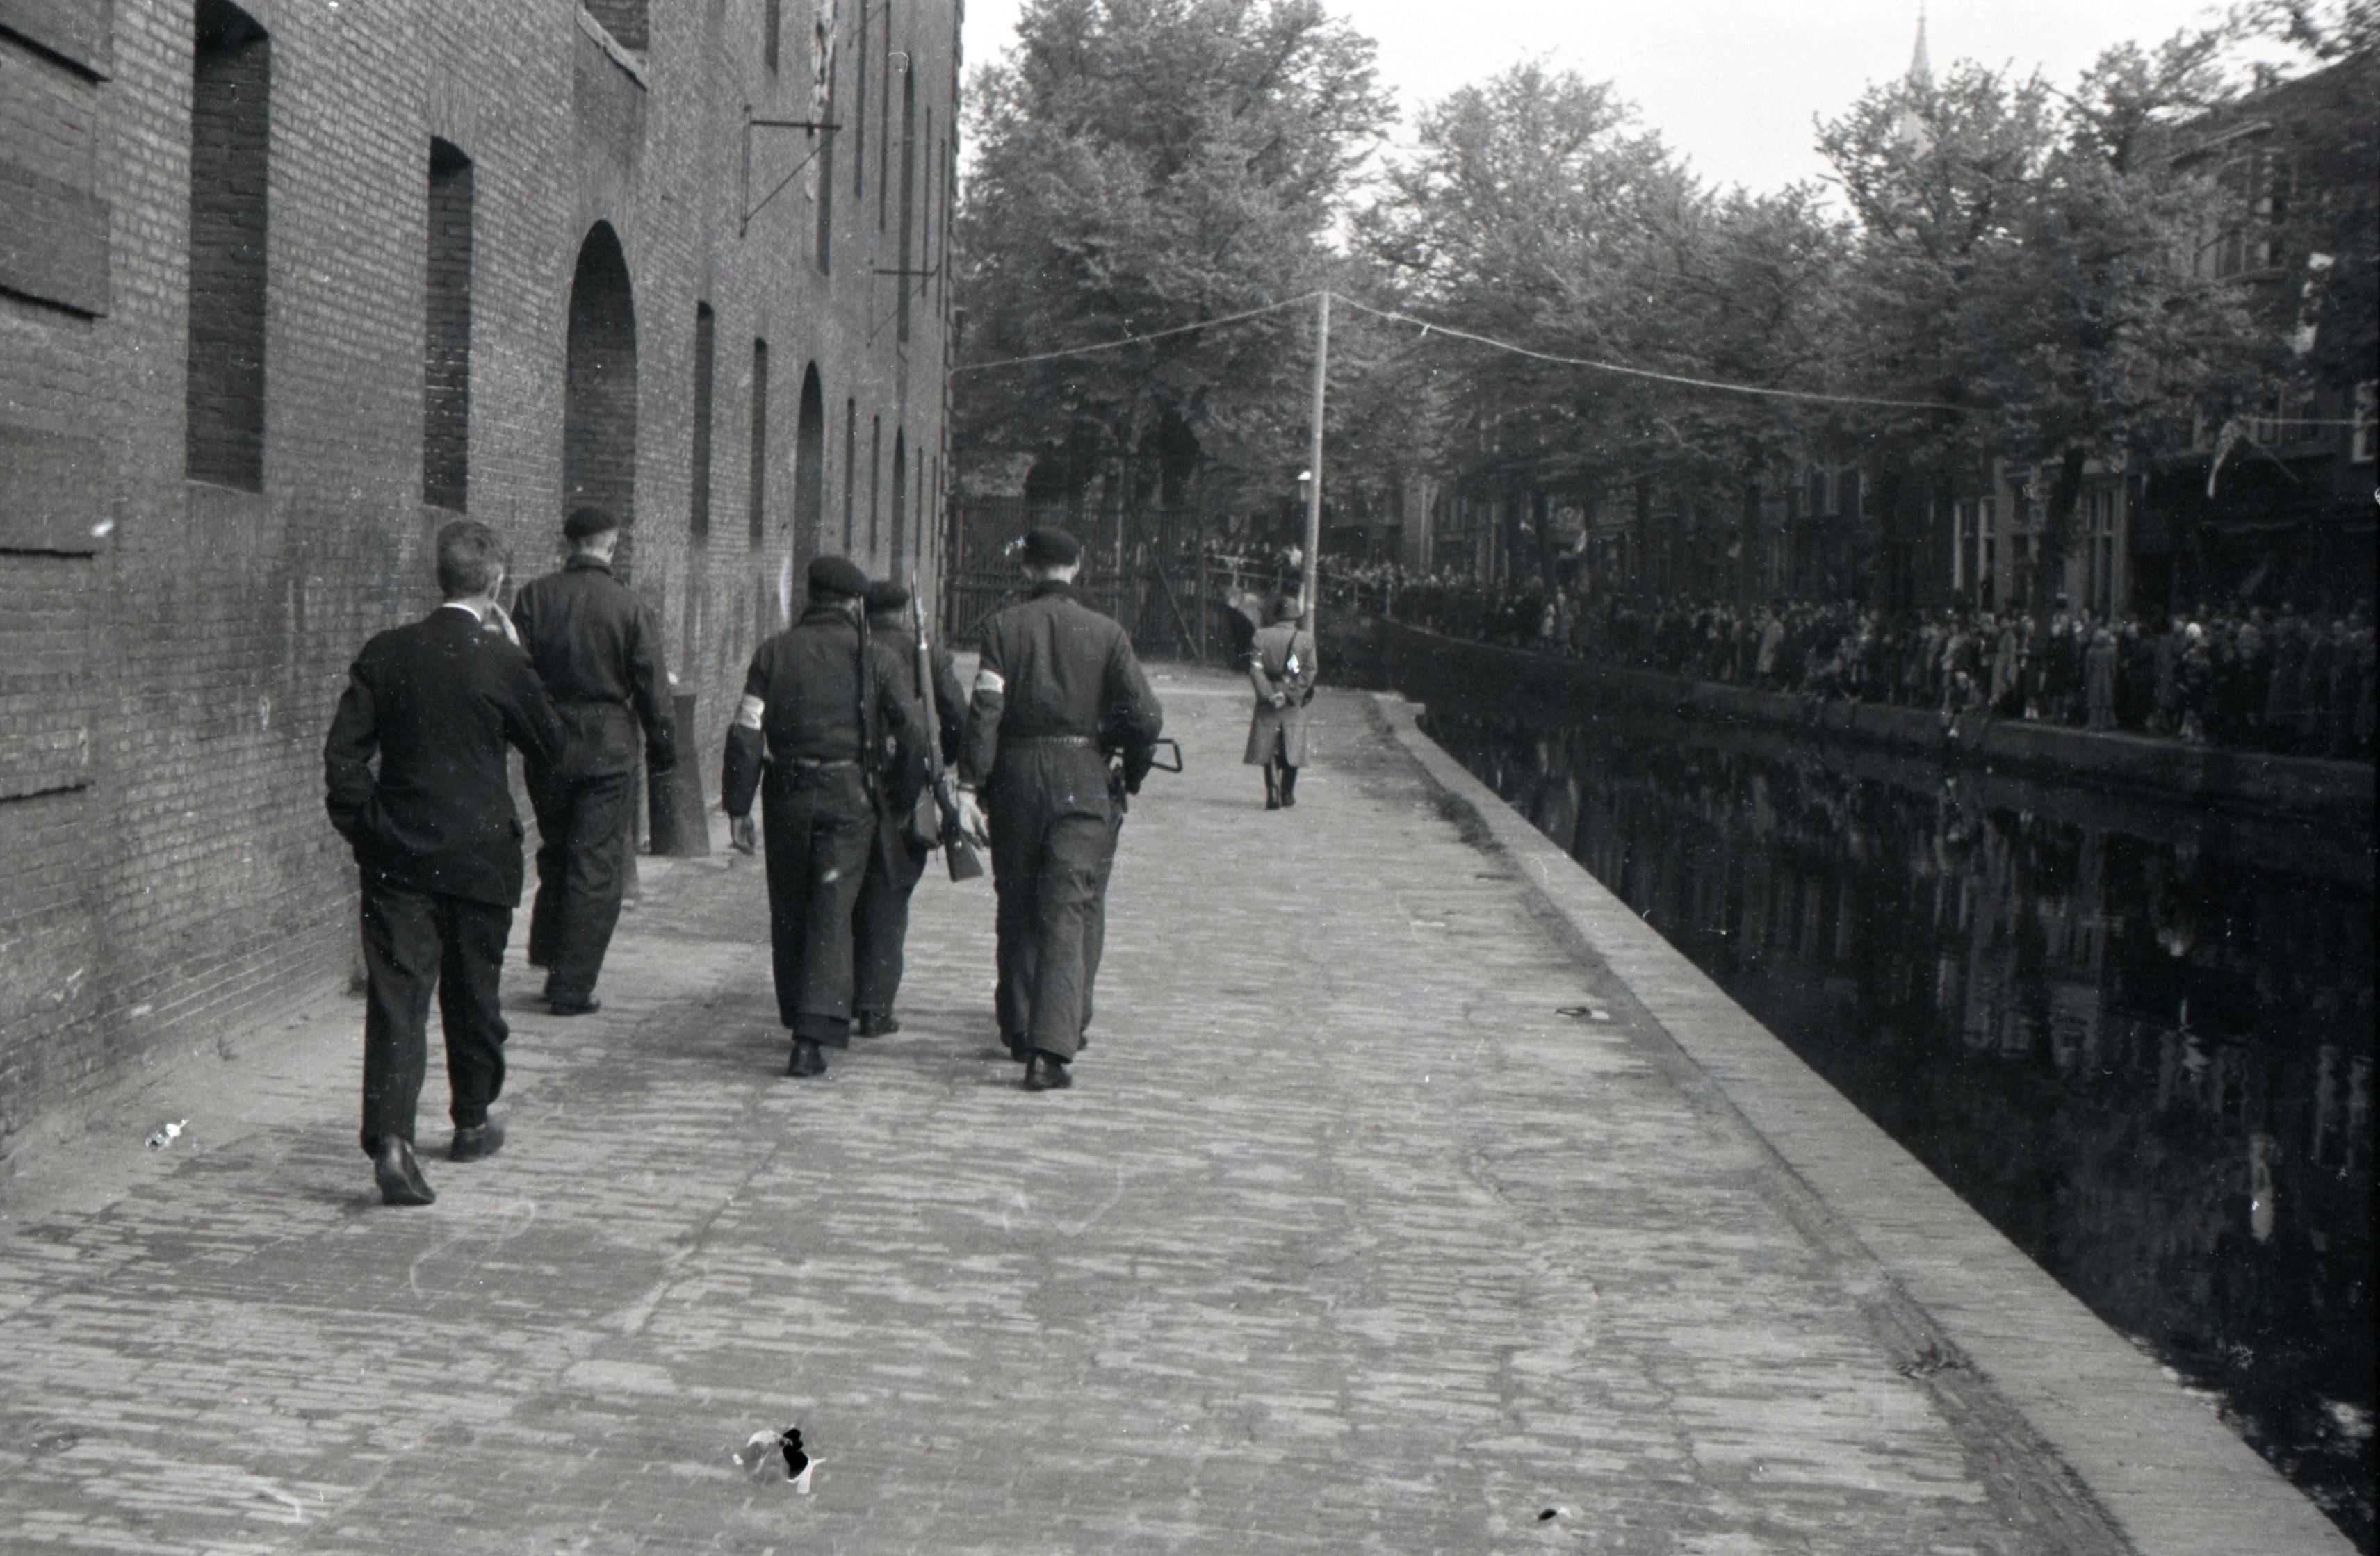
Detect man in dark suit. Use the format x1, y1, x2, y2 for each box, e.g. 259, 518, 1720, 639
508, 506, 674, 1016
722, 556, 915, 1079
324, 518, 564, 1206
851, 578, 968, 1036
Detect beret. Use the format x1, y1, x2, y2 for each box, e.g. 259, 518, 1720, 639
1022, 527, 1081, 566
808, 555, 870, 598
563, 506, 619, 541
865, 579, 912, 614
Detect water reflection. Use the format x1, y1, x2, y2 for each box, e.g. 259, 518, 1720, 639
1425, 705, 2376, 1550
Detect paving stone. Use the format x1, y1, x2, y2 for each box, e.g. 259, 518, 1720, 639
0, 665, 2311, 1553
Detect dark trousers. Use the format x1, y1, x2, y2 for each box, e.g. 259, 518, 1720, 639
525, 766, 633, 1001
1079, 808, 1124, 1038
762, 766, 878, 1045
988, 745, 1118, 1060
359, 876, 511, 1154
854, 830, 927, 1017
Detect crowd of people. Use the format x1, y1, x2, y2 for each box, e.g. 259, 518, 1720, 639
1325, 562, 2379, 759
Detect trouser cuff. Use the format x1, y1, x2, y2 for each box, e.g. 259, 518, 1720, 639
792, 1015, 851, 1047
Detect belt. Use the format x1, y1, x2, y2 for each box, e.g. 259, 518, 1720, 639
1005, 734, 1096, 747
783, 755, 860, 769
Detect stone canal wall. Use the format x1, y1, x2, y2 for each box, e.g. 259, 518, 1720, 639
1376, 691, 2363, 1556
1347, 616, 2375, 827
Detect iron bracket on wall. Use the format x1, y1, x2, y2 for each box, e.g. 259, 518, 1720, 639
740, 108, 842, 236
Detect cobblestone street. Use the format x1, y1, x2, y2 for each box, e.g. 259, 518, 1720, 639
0, 667, 2346, 1554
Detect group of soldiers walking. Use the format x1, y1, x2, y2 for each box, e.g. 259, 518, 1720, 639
325, 514, 1164, 1206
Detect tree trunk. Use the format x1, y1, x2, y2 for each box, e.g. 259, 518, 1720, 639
2036, 444, 2087, 609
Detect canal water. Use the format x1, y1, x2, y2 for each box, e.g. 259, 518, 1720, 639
1417, 697, 2375, 1549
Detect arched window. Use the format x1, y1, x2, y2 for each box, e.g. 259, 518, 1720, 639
748, 338, 772, 544
841, 398, 857, 552
689, 302, 716, 542
867, 413, 882, 560
794, 365, 825, 562
186, 0, 270, 491
422, 139, 473, 510
890, 427, 907, 573
896, 58, 915, 340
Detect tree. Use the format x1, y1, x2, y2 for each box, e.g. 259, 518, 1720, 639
954, 0, 1393, 519
1818, 36, 2271, 607
1356, 64, 1849, 590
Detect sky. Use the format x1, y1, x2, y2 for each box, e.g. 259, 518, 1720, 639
958, 0, 2265, 196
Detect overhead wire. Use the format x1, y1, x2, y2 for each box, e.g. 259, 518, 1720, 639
949, 292, 1321, 375
1326, 294, 1965, 413
955, 288, 1966, 413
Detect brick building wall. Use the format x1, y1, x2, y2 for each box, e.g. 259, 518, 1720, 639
0, 0, 961, 1163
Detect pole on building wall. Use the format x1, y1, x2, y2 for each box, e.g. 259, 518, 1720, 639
1300, 291, 1330, 634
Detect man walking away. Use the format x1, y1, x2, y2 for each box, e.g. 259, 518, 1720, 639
323, 519, 564, 1206
722, 557, 914, 1079
851, 579, 967, 1037
953, 528, 1164, 1092
508, 507, 674, 1016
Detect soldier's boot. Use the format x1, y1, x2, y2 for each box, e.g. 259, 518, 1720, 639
855, 1009, 900, 1037
788, 1039, 830, 1079
1024, 1051, 1074, 1091
1263, 764, 1282, 811
1280, 764, 1298, 807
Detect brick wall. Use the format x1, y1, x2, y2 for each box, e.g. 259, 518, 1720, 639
0, 0, 959, 1165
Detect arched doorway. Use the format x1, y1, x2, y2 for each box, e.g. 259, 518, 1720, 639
564, 222, 637, 575
794, 365, 825, 568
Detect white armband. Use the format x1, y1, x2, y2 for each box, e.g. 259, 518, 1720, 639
733, 694, 765, 731
974, 668, 1005, 696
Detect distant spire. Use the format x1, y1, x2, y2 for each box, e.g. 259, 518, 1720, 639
1896, 6, 1934, 154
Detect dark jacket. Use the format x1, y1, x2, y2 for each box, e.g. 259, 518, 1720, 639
509, 555, 672, 777
960, 580, 1163, 787
323, 604, 565, 906
722, 603, 914, 818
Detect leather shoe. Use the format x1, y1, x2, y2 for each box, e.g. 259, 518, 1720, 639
550, 994, 601, 1016
1022, 1051, 1074, 1091
372, 1136, 435, 1206
788, 1039, 830, 1079
449, 1116, 505, 1163
855, 1010, 901, 1037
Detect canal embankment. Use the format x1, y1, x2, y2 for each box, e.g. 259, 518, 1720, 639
1346, 614, 2376, 827
1375, 691, 2363, 1556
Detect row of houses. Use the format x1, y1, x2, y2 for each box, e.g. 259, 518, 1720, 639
0, 0, 961, 1158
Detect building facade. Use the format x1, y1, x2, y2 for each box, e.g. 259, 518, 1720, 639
0, 0, 960, 1159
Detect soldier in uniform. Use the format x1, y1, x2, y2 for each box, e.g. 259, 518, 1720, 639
1243, 592, 1317, 809
723, 556, 914, 1078
508, 507, 675, 1016
851, 579, 968, 1037
323, 519, 564, 1205
953, 528, 1164, 1091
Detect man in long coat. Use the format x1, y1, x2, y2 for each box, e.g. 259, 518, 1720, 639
1244, 593, 1318, 809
